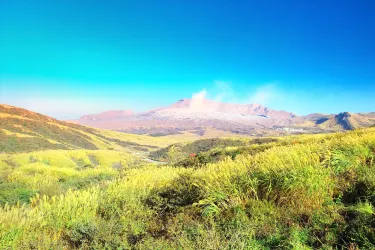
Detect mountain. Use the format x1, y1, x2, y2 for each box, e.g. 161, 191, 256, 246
294, 112, 375, 131
74, 98, 375, 136
168, 98, 296, 119
80, 110, 134, 121
75, 98, 299, 135
0, 104, 165, 153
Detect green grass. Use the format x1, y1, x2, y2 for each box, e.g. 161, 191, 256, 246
0, 150, 142, 203
149, 137, 278, 163
0, 127, 374, 249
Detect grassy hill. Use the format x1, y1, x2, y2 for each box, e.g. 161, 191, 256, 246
149, 137, 278, 163
149, 132, 361, 167
0, 104, 181, 153
0, 104, 177, 207
0, 125, 374, 249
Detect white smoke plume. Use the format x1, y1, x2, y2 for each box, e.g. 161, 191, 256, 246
189, 89, 207, 110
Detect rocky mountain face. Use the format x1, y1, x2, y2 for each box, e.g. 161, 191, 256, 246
74, 98, 375, 135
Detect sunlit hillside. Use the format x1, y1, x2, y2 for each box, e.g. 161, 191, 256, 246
0, 104, 187, 153
1, 125, 374, 249
0, 149, 142, 205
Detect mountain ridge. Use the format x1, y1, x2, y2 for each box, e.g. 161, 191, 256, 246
73, 98, 375, 135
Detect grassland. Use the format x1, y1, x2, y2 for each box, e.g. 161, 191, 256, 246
0, 125, 374, 249
0, 149, 143, 205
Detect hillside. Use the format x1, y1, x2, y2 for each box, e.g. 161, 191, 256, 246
0, 127, 374, 249
0, 104, 177, 153
1, 104, 375, 249
0, 149, 141, 205
149, 137, 278, 163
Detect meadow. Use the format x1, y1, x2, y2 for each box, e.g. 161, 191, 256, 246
0, 127, 374, 249
0, 149, 142, 205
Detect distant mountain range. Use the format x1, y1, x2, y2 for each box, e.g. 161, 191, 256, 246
73, 98, 375, 136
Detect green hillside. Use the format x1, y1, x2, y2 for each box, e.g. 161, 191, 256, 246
149, 137, 278, 163
0, 150, 141, 205
0, 124, 374, 249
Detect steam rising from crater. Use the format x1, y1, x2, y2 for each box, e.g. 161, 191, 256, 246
189, 82, 280, 111
190, 89, 207, 110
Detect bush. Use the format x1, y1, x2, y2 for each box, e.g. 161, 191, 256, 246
337, 203, 375, 249
0, 182, 37, 205
64, 221, 98, 248
145, 172, 203, 214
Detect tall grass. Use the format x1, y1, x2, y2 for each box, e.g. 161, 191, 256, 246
0, 150, 140, 202
0, 128, 374, 249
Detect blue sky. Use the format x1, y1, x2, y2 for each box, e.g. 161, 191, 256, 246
1, 0, 374, 119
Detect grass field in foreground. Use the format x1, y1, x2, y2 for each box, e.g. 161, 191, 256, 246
0, 128, 374, 249
0, 149, 142, 205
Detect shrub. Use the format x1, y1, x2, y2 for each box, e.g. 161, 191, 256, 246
64, 220, 98, 248
145, 172, 203, 214
0, 182, 37, 205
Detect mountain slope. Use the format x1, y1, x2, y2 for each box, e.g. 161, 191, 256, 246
1, 127, 375, 249
0, 104, 170, 153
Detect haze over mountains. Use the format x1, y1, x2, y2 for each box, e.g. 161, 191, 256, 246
74, 98, 375, 136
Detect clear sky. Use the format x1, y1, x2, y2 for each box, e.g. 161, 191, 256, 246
1, 0, 374, 119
